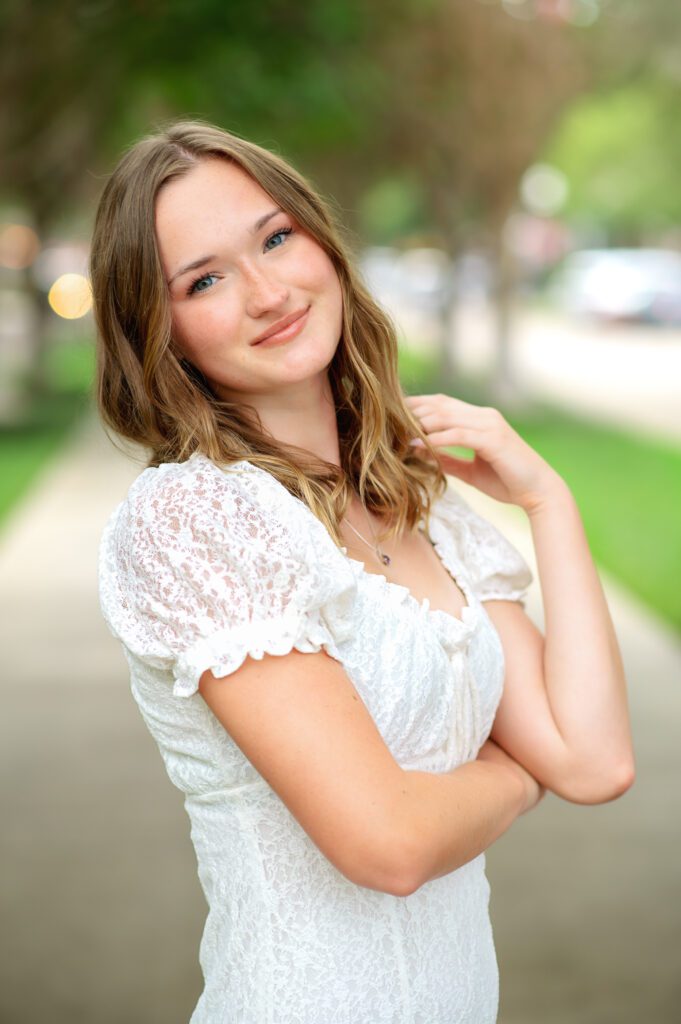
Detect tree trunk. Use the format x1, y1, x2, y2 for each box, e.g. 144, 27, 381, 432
487, 216, 529, 412
436, 261, 459, 392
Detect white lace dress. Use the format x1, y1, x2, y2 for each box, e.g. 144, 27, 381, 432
98, 451, 533, 1024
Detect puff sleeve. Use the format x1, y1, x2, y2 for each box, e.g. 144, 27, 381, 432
430, 481, 534, 606
98, 456, 357, 698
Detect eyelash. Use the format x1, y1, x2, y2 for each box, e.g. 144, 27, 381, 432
185, 226, 294, 296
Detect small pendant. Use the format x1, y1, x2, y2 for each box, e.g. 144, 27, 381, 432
380, 552, 391, 566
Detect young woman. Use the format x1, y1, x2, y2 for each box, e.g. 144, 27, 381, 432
92, 119, 634, 1024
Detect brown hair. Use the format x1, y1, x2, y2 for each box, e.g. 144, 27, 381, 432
89, 118, 446, 546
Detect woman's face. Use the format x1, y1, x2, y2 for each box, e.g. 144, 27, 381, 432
155, 157, 344, 402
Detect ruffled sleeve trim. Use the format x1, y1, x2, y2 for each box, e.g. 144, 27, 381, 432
172, 548, 359, 698
173, 605, 343, 698
97, 454, 359, 698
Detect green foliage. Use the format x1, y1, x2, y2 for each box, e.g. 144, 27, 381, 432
510, 406, 681, 632
0, 392, 90, 529
98, 0, 383, 180
0, 340, 94, 530
544, 77, 681, 237
358, 176, 427, 243
45, 339, 95, 394
397, 345, 442, 394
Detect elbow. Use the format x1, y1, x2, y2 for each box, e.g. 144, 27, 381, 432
608, 758, 636, 799
383, 829, 429, 897
556, 757, 636, 805
347, 828, 423, 898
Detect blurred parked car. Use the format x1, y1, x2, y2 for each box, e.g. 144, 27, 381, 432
549, 248, 681, 325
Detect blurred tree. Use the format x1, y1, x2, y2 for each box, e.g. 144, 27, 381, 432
361, 0, 589, 402
3, 0, 681, 408
0, 0, 127, 396
0, 0, 378, 398
545, 75, 681, 244
362, 0, 681, 401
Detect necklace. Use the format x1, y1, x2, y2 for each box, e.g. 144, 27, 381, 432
343, 506, 392, 566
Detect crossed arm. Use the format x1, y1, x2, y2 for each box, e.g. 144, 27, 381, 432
195, 406, 635, 893
483, 479, 635, 805
403, 392, 635, 807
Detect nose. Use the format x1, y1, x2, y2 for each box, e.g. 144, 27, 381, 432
242, 260, 289, 318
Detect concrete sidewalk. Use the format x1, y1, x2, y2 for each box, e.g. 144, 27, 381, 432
1, 411, 679, 1023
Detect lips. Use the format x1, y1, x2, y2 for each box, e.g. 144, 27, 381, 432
250, 306, 310, 346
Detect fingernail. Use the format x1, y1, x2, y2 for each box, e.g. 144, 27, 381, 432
409, 438, 426, 447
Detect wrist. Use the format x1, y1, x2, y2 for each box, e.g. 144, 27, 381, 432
521, 472, 574, 519
493, 760, 531, 816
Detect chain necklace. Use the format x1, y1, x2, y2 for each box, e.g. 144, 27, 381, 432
342, 506, 392, 566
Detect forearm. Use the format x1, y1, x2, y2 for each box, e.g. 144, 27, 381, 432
526, 478, 634, 782
393, 761, 525, 893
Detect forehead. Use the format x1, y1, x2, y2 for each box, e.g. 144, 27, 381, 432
154, 158, 273, 256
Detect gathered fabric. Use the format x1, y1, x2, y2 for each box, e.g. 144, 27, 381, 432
99, 452, 533, 1024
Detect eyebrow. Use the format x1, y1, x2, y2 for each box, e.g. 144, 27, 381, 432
167, 207, 284, 286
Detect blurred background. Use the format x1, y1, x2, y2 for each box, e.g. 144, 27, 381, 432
1, 0, 679, 1021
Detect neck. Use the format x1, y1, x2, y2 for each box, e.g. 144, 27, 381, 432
217, 371, 341, 466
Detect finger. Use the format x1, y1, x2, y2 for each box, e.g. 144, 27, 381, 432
413, 411, 446, 430
421, 411, 495, 433
406, 394, 491, 415
409, 400, 495, 431
422, 427, 481, 450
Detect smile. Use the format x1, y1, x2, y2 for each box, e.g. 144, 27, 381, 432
251, 306, 310, 347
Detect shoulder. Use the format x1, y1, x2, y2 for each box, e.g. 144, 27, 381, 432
112, 451, 258, 521
96, 454, 359, 687
429, 477, 533, 603
98, 451, 351, 600
101, 453, 276, 556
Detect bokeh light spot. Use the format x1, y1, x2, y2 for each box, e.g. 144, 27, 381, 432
0, 223, 41, 269
48, 273, 93, 319
520, 163, 569, 216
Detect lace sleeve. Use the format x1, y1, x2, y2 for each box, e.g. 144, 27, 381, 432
433, 481, 534, 606
98, 457, 357, 698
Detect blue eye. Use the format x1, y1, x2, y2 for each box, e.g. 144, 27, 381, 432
264, 227, 293, 251
187, 272, 217, 296
185, 227, 293, 297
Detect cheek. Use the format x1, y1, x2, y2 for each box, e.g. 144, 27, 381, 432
296, 241, 341, 297
172, 303, 239, 360
316, 262, 344, 332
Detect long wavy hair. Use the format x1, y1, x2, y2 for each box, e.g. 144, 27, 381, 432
89, 119, 446, 546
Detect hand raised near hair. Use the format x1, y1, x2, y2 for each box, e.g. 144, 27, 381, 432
404, 393, 566, 514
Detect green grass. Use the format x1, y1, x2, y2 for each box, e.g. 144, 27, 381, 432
398, 343, 681, 633
0, 340, 95, 529
509, 408, 681, 633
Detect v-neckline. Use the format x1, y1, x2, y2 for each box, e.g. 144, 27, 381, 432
339, 517, 476, 633
210, 453, 480, 640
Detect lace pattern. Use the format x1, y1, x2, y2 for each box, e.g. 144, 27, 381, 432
98, 452, 533, 1024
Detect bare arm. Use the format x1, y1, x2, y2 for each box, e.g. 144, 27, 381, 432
198, 649, 541, 898
487, 479, 635, 803
403, 393, 636, 805
396, 739, 541, 890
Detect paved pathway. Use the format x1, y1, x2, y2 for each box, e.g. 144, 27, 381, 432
457, 302, 681, 443
1, 410, 679, 1023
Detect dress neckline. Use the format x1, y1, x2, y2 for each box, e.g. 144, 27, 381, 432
192, 452, 481, 647
339, 515, 475, 629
